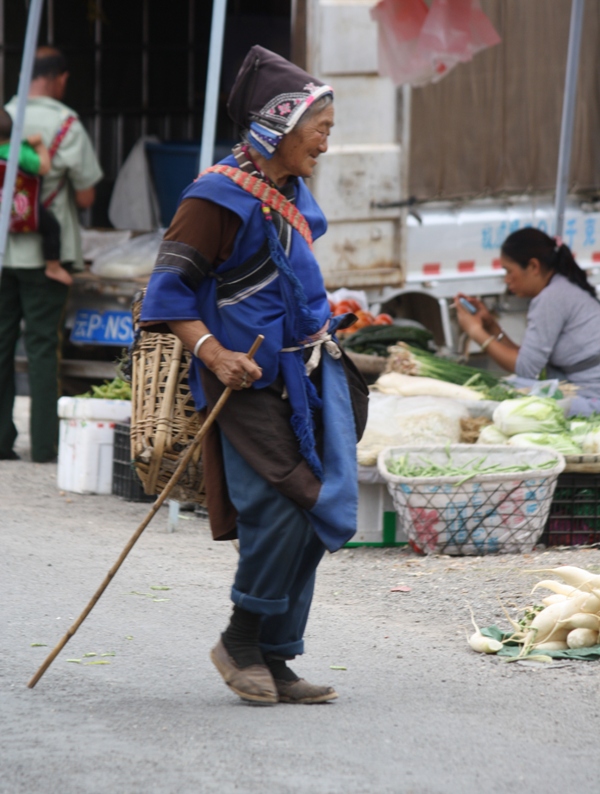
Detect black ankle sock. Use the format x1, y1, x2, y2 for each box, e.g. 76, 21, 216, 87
221, 605, 264, 669
265, 655, 300, 682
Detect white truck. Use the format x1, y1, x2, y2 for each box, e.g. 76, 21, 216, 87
303, 0, 600, 352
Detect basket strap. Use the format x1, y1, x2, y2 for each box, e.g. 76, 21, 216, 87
147, 337, 185, 494
198, 164, 314, 250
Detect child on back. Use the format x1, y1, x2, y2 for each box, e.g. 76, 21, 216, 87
0, 108, 71, 285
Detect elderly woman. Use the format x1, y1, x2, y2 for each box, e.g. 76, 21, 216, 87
456, 227, 600, 415
141, 46, 368, 705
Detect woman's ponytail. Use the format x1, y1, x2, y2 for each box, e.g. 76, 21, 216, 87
553, 243, 597, 299
501, 227, 598, 300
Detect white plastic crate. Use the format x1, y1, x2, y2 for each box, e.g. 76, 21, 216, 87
57, 397, 131, 494
378, 445, 565, 555
346, 480, 407, 547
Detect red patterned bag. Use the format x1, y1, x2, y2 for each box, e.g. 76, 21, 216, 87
0, 114, 76, 233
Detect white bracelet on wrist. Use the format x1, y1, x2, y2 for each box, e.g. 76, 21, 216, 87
480, 330, 504, 352
193, 333, 214, 358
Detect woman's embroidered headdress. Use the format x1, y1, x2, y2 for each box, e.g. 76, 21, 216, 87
227, 45, 334, 159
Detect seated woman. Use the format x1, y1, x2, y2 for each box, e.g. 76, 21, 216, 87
455, 227, 600, 415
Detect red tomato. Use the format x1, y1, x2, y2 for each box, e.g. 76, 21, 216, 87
332, 298, 364, 316
331, 301, 351, 316
354, 310, 375, 325
343, 299, 363, 313
373, 313, 394, 325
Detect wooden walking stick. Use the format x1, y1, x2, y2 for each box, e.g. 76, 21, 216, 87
28, 335, 264, 689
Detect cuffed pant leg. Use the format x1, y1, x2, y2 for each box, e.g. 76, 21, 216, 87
0, 269, 23, 456
20, 268, 68, 462
220, 431, 325, 655
259, 531, 325, 657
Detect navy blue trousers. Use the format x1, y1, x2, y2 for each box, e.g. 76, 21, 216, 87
220, 431, 326, 657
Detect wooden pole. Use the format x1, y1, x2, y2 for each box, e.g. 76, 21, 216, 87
27, 335, 264, 689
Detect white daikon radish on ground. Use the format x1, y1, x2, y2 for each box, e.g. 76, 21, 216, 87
466, 606, 503, 654
531, 580, 576, 597
542, 594, 567, 606
571, 591, 600, 614
373, 372, 483, 401
547, 566, 600, 591
566, 628, 599, 649
531, 578, 600, 613
533, 627, 570, 645
526, 599, 582, 645
535, 640, 569, 651
558, 613, 600, 632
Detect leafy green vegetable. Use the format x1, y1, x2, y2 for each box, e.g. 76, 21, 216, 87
387, 344, 519, 400
493, 397, 567, 436
477, 425, 509, 445
507, 432, 582, 455
75, 377, 131, 400
341, 325, 434, 355
386, 449, 558, 484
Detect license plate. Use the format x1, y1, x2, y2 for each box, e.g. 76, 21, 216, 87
71, 309, 134, 346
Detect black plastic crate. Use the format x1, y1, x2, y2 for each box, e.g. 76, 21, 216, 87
542, 473, 600, 546
112, 423, 155, 502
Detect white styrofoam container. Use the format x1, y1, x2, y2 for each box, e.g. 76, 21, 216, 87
57, 396, 132, 422
347, 481, 408, 547
57, 398, 131, 494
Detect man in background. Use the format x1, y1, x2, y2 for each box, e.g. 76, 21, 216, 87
0, 46, 103, 462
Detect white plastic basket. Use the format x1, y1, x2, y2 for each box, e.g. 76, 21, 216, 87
377, 445, 565, 555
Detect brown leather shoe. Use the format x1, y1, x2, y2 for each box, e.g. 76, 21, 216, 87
275, 678, 338, 704
210, 638, 278, 705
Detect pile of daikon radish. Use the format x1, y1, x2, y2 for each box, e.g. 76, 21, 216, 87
468, 565, 600, 658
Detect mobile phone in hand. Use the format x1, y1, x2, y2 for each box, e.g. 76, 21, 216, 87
458, 297, 477, 314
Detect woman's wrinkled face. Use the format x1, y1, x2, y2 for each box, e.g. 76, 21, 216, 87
276, 105, 334, 179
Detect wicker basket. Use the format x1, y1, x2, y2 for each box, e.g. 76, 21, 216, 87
378, 444, 565, 555
130, 295, 206, 505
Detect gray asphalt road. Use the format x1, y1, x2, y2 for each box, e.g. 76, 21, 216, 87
2, 458, 600, 794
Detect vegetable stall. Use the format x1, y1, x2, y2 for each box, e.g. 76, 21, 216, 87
336, 292, 600, 552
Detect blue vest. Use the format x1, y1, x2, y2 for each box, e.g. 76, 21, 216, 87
141, 157, 359, 549
147, 155, 330, 406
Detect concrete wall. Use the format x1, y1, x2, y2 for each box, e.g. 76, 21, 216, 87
306, 0, 403, 290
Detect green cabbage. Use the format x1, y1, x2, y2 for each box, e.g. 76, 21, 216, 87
582, 430, 600, 454
507, 432, 582, 455
569, 419, 592, 446
492, 397, 567, 436
476, 425, 509, 445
